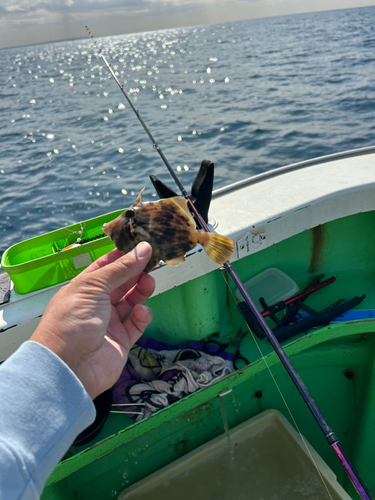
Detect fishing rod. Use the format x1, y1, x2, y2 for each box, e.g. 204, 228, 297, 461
87, 29, 373, 500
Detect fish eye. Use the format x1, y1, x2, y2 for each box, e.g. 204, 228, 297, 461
125, 209, 135, 218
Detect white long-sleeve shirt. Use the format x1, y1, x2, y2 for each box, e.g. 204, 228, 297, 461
0, 341, 96, 499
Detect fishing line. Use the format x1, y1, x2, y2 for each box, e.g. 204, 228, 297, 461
222, 278, 334, 500
86, 27, 373, 500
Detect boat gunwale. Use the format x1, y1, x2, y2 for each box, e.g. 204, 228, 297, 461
212, 145, 375, 199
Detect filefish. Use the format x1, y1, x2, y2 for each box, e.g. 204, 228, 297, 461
102, 188, 233, 272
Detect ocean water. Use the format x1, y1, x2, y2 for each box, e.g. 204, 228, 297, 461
1, 6, 375, 255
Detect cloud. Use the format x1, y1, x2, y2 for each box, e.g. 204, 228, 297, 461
0, 0, 213, 47
0, 0, 374, 49
0, 0, 195, 21
0, 0, 215, 37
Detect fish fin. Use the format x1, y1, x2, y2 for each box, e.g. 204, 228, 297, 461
134, 187, 145, 205
167, 197, 196, 224
164, 255, 186, 267
198, 232, 233, 265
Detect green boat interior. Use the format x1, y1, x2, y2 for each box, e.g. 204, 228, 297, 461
40, 209, 375, 499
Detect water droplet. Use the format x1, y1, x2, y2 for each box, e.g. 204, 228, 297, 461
49, 78, 54, 83
159, 94, 164, 99
137, 148, 141, 152
108, 109, 113, 114
177, 136, 182, 142
0, 170, 4, 174
54, 149, 59, 154
46, 134, 54, 140
121, 189, 128, 195
103, 116, 109, 121
30, 99, 36, 104
118, 147, 124, 153
192, 130, 197, 135
220, 127, 225, 132
184, 165, 189, 171
161, 104, 167, 109
118, 103, 125, 110
206, 67, 211, 74
72, 144, 76, 149
209, 78, 215, 84
224, 77, 230, 83
176, 165, 181, 171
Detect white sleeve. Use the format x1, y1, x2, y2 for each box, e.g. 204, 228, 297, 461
0, 341, 96, 500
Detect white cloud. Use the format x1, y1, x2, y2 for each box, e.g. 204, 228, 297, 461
0, 0, 374, 49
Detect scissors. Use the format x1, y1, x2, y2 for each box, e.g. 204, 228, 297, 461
203, 328, 249, 370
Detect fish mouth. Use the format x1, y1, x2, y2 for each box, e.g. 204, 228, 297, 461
102, 223, 109, 237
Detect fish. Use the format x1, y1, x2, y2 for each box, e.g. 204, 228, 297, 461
102, 188, 233, 272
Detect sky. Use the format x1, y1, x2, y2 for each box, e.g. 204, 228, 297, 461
0, 0, 375, 50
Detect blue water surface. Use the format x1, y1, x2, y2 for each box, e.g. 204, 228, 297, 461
1, 6, 375, 254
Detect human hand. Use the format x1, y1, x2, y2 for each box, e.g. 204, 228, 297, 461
30, 242, 155, 400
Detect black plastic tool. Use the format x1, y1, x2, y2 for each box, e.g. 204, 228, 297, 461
150, 159, 214, 224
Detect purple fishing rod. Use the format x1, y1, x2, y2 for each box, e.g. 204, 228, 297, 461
94, 38, 373, 500
192, 187, 373, 500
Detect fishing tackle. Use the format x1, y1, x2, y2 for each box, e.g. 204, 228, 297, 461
86, 27, 373, 500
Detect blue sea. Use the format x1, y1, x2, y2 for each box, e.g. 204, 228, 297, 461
1, 6, 375, 255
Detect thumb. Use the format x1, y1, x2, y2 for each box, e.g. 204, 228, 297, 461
91, 242, 152, 294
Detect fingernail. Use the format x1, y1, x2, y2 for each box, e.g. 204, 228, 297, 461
135, 241, 151, 257
139, 304, 151, 314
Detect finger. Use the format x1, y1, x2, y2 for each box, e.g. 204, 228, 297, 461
90, 242, 152, 295
79, 248, 124, 276
115, 273, 155, 323
123, 304, 153, 348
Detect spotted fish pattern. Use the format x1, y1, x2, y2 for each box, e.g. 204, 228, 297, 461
103, 189, 233, 272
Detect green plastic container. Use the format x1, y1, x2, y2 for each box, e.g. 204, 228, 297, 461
1, 209, 124, 295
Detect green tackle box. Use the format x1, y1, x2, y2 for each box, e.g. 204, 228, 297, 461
0, 209, 124, 295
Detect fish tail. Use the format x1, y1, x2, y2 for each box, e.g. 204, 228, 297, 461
198, 232, 233, 265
